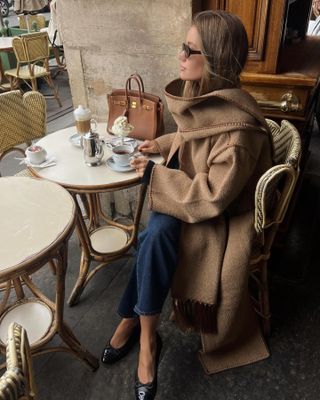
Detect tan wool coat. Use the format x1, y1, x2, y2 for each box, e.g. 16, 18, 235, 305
149, 79, 273, 374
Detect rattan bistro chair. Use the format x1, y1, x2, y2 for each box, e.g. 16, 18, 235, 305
5, 32, 62, 107
17, 14, 46, 30
0, 90, 52, 273
0, 90, 46, 177
0, 91, 57, 276
0, 323, 36, 400
249, 119, 301, 336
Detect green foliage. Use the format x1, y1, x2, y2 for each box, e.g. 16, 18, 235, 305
31, 21, 39, 32
0, 18, 11, 36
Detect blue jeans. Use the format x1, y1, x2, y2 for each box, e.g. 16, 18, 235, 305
118, 211, 181, 317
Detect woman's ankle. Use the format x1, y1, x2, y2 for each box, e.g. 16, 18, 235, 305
110, 318, 139, 348
121, 317, 139, 328
140, 332, 157, 352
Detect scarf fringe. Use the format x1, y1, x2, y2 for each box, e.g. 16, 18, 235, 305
172, 298, 217, 334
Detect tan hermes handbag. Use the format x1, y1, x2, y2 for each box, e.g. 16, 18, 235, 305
107, 74, 164, 141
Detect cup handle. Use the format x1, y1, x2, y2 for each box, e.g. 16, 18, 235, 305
90, 118, 98, 132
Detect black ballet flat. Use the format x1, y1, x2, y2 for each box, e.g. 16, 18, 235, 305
135, 333, 163, 400
101, 324, 140, 365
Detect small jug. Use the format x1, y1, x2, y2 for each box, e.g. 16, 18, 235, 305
82, 130, 104, 166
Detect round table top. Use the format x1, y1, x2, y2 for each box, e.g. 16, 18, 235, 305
0, 177, 75, 275
29, 122, 163, 191
0, 37, 13, 52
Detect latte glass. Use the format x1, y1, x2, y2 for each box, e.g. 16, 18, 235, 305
74, 105, 97, 135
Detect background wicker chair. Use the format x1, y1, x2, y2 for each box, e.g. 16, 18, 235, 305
0, 322, 36, 400
0, 90, 58, 277
0, 90, 46, 177
4, 32, 62, 107
17, 14, 46, 30
249, 119, 301, 336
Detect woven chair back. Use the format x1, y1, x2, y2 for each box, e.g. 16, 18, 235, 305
0, 369, 25, 400
0, 323, 36, 400
21, 32, 50, 63
11, 37, 28, 63
18, 14, 46, 30
0, 90, 46, 155
280, 120, 301, 167
254, 164, 296, 234
266, 118, 301, 167
254, 119, 301, 234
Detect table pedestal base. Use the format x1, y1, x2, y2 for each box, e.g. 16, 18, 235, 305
0, 249, 99, 371
0, 296, 98, 371
68, 185, 147, 306
68, 224, 130, 306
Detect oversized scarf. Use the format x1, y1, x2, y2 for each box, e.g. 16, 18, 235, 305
149, 79, 272, 373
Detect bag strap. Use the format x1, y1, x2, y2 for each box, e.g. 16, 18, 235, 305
123, 75, 144, 118
128, 73, 145, 92
125, 75, 143, 109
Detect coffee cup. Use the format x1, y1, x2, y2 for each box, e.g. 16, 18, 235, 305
112, 145, 134, 166
74, 105, 97, 135
25, 145, 47, 165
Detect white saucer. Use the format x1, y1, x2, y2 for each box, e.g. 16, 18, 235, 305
106, 156, 134, 172
69, 133, 82, 148
21, 156, 56, 168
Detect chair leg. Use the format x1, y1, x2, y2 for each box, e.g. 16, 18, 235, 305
48, 260, 57, 275
5, 76, 21, 91
67, 252, 90, 306
30, 78, 38, 91
260, 261, 271, 336
44, 75, 62, 107
78, 194, 90, 219
52, 47, 66, 71
8, 76, 14, 90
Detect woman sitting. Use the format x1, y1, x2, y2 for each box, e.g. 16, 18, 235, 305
102, 10, 273, 400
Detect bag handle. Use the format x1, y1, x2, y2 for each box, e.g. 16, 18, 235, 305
125, 75, 143, 107
128, 73, 145, 92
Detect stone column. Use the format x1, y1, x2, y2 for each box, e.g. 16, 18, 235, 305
57, 0, 193, 225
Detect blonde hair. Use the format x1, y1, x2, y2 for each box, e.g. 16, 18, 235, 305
183, 10, 249, 98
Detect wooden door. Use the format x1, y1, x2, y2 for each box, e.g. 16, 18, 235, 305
198, 0, 287, 73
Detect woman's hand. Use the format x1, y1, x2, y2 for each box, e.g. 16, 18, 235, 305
130, 156, 149, 177
138, 140, 159, 154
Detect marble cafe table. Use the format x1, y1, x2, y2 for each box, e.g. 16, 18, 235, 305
0, 176, 99, 370
29, 123, 163, 306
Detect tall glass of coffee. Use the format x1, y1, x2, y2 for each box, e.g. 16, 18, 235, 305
74, 105, 97, 135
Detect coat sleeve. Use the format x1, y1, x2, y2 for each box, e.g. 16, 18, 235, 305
154, 133, 176, 160
148, 144, 259, 223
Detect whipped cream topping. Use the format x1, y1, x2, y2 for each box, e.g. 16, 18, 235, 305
112, 116, 134, 137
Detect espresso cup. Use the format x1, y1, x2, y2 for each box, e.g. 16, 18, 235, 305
75, 118, 97, 135
112, 145, 134, 166
25, 145, 47, 165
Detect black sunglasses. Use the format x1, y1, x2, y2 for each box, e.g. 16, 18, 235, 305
182, 43, 202, 58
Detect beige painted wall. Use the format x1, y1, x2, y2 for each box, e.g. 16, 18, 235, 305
57, 0, 193, 132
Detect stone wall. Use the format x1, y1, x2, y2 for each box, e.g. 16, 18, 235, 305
57, 0, 193, 225
57, 0, 193, 131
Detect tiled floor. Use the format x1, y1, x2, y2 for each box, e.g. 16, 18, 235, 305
2, 76, 320, 399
